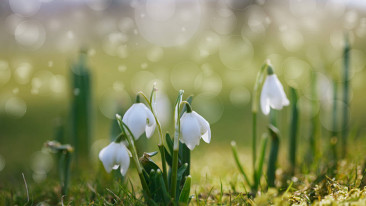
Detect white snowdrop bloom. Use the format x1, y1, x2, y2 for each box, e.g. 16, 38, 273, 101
180, 111, 211, 150
122, 103, 156, 140
99, 142, 130, 176
260, 74, 289, 115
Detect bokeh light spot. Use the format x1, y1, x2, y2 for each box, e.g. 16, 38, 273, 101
219, 36, 254, 70
5, 96, 27, 119
171, 62, 200, 92
230, 86, 251, 107
0, 60, 11, 86
193, 94, 223, 124
15, 20, 46, 50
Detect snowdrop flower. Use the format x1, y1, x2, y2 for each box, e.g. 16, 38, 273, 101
180, 105, 211, 150
99, 141, 130, 176
122, 103, 156, 140
260, 66, 289, 115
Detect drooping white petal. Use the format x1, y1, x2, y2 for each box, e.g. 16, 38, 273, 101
180, 112, 201, 150
115, 143, 130, 176
273, 76, 290, 106
260, 74, 289, 115
143, 105, 156, 138
260, 80, 271, 115
99, 142, 130, 176
123, 103, 155, 140
193, 111, 211, 143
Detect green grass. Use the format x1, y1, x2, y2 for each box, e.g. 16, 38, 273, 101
2, 144, 366, 205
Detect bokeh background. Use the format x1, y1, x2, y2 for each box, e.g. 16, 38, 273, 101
1, 0, 366, 187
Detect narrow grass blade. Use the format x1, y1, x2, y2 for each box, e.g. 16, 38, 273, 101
255, 134, 268, 188
289, 87, 298, 176
231, 141, 252, 188
306, 71, 319, 167
267, 125, 280, 188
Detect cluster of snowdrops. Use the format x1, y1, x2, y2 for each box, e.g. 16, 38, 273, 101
98, 60, 289, 204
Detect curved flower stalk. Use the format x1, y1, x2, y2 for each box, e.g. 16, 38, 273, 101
100, 88, 202, 204
232, 60, 289, 194
99, 140, 130, 176
260, 65, 289, 115
122, 103, 156, 140
137, 84, 170, 189
171, 99, 210, 200
180, 105, 211, 150
116, 114, 151, 197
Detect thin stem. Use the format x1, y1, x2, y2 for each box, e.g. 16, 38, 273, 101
252, 112, 257, 189
309, 71, 318, 162
137, 90, 168, 188
289, 87, 298, 176
341, 34, 350, 158
251, 61, 269, 192
171, 148, 179, 199
331, 81, 338, 161
116, 116, 151, 197
179, 101, 192, 113
171, 110, 181, 198
267, 126, 280, 188
62, 151, 72, 195
171, 90, 184, 199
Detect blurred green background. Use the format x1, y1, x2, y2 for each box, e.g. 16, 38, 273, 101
1, 0, 366, 188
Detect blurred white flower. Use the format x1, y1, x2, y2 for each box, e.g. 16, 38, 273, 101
180, 111, 211, 150
123, 103, 156, 139
99, 142, 130, 176
260, 74, 289, 115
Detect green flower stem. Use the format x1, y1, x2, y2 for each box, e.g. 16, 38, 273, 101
116, 116, 151, 198
252, 112, 257, 188
342, 34, 350, 158
171, 113, 181, 199
71, 51, 92, 162
309, 71, 318, 162
289, 87, 298, 176
331, 80, 338, 161
251, 61, 269, 191
62, 151, 72, 195
267, 125, 280, 188
171, 148, 179, 199
137, 90, 169, 189
171, 90, 184, 200
255, 135, 268, 190
179, 101, 192, 113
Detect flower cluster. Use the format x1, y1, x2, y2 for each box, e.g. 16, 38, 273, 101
99, 94, 211, 176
